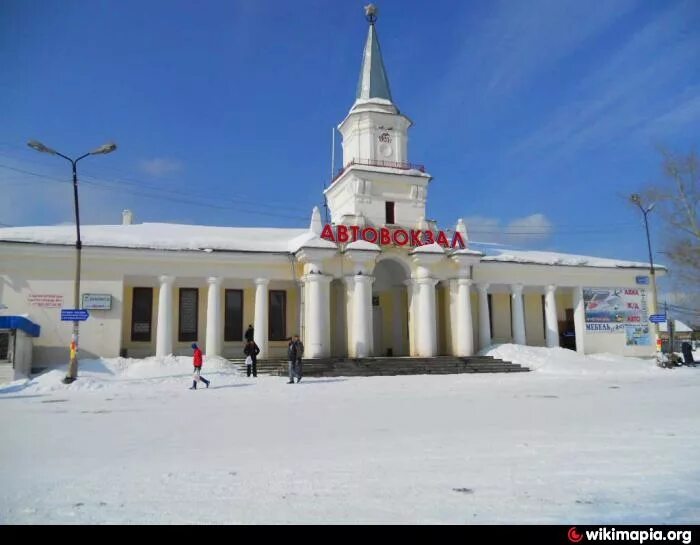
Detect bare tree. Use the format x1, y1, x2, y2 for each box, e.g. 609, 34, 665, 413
646, 149, 700, 326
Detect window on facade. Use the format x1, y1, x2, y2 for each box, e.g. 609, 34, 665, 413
269, 290, 287, 341
178, 288, 199, 343
0, 331, 9, 361
385, 201, 395, 224
224, 289, 243, 342
131, 287, 153, 342
487, 294, 493, 339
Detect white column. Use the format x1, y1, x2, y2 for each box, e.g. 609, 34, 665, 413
455, 278, 475, 356
511, 283, 526, 345
414, 277, 438, 357
351, 274, 374, 358
477, 283, 491, 350
156, 275, 174, 357
405, 279, 417, 356
392, 287, 404, 356
253, 278, 269, 359
344, 278, 354, 357
303, 273, 332, 358
573, 286, 586, 354
205, 277, 222, 357
544, 284, 559, 348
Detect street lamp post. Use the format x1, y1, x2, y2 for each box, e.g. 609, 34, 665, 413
630, 193, 660, 348
28, 140, 117, 384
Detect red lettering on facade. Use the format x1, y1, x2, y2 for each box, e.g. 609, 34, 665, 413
380, 228, 391, 245
362, 227, 378, 243
319, 224, 469, 250
451, 231, 466, 249
337, 225, 349, 243
410, 230, 422, 246
320, 224, 335, 242
393, 229, 409, 246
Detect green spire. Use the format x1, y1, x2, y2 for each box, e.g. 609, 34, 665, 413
355, 18, 393, 102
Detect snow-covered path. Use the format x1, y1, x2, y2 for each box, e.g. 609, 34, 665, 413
1, 347, 699, 524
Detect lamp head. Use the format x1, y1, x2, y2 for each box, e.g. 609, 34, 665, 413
91, 142, 117, 155
27, 140, 57, 155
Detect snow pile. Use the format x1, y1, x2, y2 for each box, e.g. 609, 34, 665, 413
7, 355, 236, 394
482, 343, 662, 376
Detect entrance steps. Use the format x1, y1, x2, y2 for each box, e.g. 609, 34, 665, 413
0, 363, 14, 384
228, 355, 529, 377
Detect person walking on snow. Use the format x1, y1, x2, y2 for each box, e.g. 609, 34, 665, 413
287, 335, 304, 384
189, 343, 210, 390
243, 339, 260, 377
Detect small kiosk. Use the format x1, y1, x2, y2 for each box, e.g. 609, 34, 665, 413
0, 316, 41, 383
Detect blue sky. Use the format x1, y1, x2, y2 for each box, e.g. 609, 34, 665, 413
1, 0, 698, 268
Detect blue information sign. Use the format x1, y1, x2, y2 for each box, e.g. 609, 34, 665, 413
60, 309, 90, 321
649, 314, 666, 324
635, 276, 650, 285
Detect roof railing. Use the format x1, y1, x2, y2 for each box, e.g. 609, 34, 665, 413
330, 158, 426, 184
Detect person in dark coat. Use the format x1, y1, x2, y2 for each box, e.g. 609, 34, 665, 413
189, 343, 210, 390
245, 324, 254, 343
287, 335, 304, 384
243, 339, 260, 377
681, 342, 695, 364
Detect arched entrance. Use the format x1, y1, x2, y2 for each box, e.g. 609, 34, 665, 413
372, 257, 410, 357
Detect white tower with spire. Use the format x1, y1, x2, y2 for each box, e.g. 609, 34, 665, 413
324, 4, 432, 229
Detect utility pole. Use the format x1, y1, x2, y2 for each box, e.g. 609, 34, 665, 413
630, 193, 659, 351
28, 140, 117, 383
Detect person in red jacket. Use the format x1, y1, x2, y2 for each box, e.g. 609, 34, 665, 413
189, 343, 210, 390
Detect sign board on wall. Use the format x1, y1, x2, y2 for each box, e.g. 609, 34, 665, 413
27, 294, 63, 308
635, 275, 649, 285
82, 294, 112, 310
625, 325, 651, 346
583, 288, 649, 334
61, 309, 90, 321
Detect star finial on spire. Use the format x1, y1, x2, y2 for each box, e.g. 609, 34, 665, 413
364, 4, 378, 25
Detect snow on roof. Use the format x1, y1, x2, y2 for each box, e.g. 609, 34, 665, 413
451, 247, 484, 257
410, 242, 445, 255
0, 224, 665, 270
348, 163, 430, 178
481, 249, 663, 270
345, 239, 380, 252
659, 320, 693, 333
0, 223, 336, 254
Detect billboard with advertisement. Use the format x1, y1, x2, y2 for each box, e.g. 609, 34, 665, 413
583, 287, 649, 329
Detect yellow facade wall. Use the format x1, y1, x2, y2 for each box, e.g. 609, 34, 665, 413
524, 293, 545, 346
491, 293, 512, 342
121, 284, 298, 359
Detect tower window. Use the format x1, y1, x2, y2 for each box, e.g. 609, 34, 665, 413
385, 201, 395, 224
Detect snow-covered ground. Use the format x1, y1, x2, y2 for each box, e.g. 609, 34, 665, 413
1, 345, 699, 524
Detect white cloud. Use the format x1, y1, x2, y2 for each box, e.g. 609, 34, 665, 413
139, 158, 183, 177
463, 213, 553, 245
